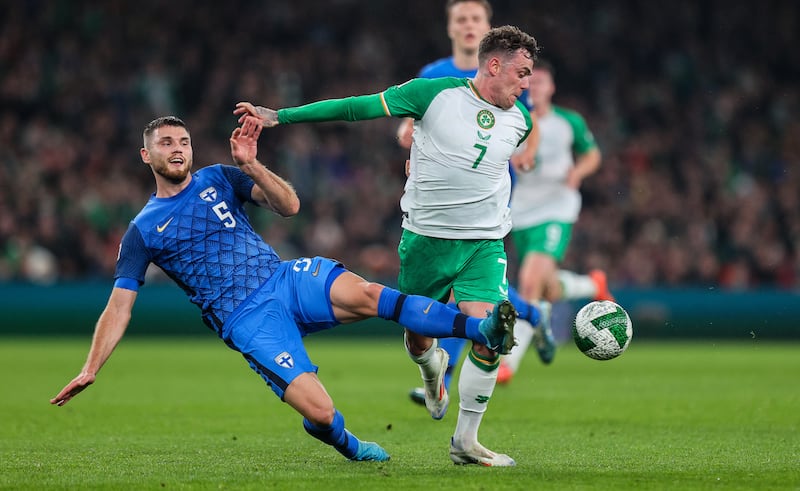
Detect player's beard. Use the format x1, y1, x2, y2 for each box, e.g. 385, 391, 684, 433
154, 157, 192, 184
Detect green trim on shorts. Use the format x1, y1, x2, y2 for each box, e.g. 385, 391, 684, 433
397, 229, 509, 304
511, 221, 573, 262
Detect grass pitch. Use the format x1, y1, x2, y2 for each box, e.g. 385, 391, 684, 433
1, 334, 798, 490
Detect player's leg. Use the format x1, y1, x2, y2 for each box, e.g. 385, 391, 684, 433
284, 373, 389, 462
326, 265, 514, 421
392, 231, 462, 419
448, 240, 516, 467
284, 256, 510, 350
498, 224, 566, 382
409, 335, 467, 406
439, 337, 468, 389
557, 269, 616, 301
224, 271, 389, 462
326, 270, 515, 352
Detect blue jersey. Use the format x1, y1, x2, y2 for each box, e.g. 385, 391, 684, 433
114, 164, 281, 334
419, 57, 477, 79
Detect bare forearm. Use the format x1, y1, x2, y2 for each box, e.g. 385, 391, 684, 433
240, 160, 300, 217
573, 148, 601, 181
82, 301, 132, 375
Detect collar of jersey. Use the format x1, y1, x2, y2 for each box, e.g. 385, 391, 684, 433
467, 79, 497, 108
151, 173, 197, 202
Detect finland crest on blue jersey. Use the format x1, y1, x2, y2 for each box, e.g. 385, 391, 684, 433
274, 351, 295, 369
199, 186, 217, 202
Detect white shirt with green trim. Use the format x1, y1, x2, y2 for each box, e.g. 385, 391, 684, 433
511, 105, 596, 228
382, 77, 532, 240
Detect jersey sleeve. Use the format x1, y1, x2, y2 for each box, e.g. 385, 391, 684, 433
278, 94, 389, 123
220, 164, 257, 204
562, 109, 597, 155
381, 77, 466, 120
113, 223, 151, 291
514, 100, 533, 147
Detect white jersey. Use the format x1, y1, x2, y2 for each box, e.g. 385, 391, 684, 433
381, 77, 532, 239
511, 105, 597, 228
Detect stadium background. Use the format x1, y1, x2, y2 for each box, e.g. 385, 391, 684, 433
1, 1, 798, 338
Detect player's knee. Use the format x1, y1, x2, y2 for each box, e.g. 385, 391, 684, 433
305, 404, 336, 427
362, 281, 383, 299
358, 281, 384, 312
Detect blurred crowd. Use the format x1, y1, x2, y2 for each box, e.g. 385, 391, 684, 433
1, 0, 798, 290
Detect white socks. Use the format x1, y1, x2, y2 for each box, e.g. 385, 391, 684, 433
405, 334, 442, 381
558, 270, 597, 300
453, 349, 499, 448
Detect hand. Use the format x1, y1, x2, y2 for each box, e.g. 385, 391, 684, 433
234, 102, 279, 127
230, 116, 263, 167
566, 167, 582, 189
50, 372, 96, 407
510, 151, 534, 172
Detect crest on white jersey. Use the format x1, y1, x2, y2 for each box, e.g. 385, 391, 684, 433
274, 352, 295, 369
476, 109, 496, 129
199, 186, 217, 202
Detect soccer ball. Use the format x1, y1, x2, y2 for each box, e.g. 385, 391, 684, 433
572, 300, 632, 360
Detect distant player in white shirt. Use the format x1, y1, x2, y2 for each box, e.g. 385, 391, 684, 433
498, 60, 616, 384
236, 25, 539, 466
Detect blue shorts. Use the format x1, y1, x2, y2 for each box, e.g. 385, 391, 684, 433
223, 256, 345, 399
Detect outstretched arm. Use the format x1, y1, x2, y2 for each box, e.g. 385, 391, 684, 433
50, 287, 137, 406
234, 93, 389, 127
230, 116, 300, 217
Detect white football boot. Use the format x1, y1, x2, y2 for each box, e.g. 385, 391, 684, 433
422, 347, 449, 420
449, 438, 516, 467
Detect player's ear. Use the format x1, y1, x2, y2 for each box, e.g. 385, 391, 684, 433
489, 56, 502, 75
140, 147, 150, 164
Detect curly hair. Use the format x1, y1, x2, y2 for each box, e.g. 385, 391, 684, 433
478, 25, 539, 65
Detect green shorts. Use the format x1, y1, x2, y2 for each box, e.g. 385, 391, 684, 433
511, 221, 573, 262
397, 229, 508, 304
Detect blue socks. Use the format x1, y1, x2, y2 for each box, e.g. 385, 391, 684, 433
303, 409, 359, 459
508, 285, 540, 325
376, 287, 484, 343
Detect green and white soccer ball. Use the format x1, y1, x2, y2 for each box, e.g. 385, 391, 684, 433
572, 300, 633, 360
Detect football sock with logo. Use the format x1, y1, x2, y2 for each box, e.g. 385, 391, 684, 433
453, 348, 500, 447
302, 409, 360, 459
377, 287, 484, 342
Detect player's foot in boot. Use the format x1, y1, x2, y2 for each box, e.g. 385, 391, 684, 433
408, 387, 426, 406
449, 438, 516, 467
532, 300, 556, 365
589, 269, 615, 302
478, 300, 517, 354
351, 440, 390, 462
422, 348, 449, 420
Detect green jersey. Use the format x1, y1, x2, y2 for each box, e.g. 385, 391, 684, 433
278, 77, 533, 239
